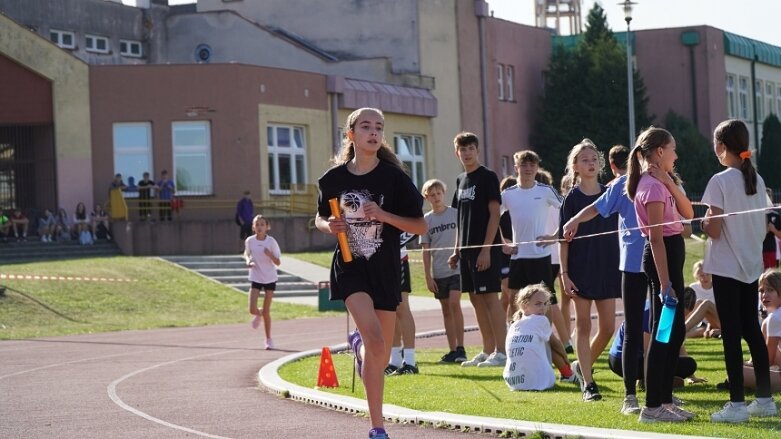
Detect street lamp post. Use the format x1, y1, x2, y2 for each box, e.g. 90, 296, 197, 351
621, 1, 637, 148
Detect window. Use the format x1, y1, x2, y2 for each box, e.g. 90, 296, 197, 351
172, 121, 213, 195
505, 65, 515, 101
85, 34, 109, 53
49, 29, 75, 49
394, 134, 426, 187
739, 77, 749, 120
267, 125, 307, 194
120, 39, 143, 57
767, 82, 776, 116
113, 122, 153, 198
726, 75, 736, 118
756, 80, 764, 122
497, 63, 505, 101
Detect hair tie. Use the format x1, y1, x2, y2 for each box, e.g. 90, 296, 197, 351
739, 150, 752, 160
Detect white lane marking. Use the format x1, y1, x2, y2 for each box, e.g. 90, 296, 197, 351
107, 349, 240, 439
0, 348, 161, 380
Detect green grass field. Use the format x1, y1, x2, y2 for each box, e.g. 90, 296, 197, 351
0, 256, 337, 340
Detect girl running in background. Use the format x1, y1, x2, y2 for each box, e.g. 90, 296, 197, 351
315, 107, 426, 439
702, 119, 778, 422
245, 215, 281, 350
627, 127, 694, 422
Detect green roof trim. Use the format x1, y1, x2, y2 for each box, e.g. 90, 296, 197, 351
552, 31, 633, 51
723, 31, 781, 67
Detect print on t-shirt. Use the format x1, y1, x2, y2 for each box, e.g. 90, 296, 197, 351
341, 190, 383, 259
458, 184, 476, 202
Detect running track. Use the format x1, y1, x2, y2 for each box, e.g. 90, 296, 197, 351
1, 310, 481, 439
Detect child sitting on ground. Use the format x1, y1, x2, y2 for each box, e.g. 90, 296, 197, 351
688, 260, 721, 338
504, 283, 573, 391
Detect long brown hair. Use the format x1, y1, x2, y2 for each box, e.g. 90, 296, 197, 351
714, 119, 757, 195
625, 127, 674, 200
561, 139, 604, 192
333, 107, 403, 169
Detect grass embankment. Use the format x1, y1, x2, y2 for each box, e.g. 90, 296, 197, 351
0, 256, 334, 340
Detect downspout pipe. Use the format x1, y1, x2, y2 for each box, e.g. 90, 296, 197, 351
750, 50, 759, 150
680, 31, 701, 128
326, 75, 344, 156
475, 1, 490, 167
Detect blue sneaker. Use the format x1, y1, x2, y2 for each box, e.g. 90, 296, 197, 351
369, 427, 390, 439
348, 329, 364, 378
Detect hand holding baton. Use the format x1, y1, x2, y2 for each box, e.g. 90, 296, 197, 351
329, 198, 353, 263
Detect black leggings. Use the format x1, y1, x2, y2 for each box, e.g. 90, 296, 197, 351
642, 235, 686, 408
621, 270, 648, 395
712, 275, 771, 401
609, 355, 697, 381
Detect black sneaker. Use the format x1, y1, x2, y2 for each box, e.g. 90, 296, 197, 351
565, 344, 574, 354
583, 382, 602, 402
440, 351, 459, 363
455, 346, 467, 362
716, 379, 730, 390
384, 364, 399, 376
392, 363, 419, 375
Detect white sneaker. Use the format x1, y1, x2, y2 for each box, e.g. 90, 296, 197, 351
477, 351, 507, 367
747, 398, 778, 417
711, 401, 749, 423
41, 235, 47, 242
621, 395, 641, 415
461, 351, 489, 367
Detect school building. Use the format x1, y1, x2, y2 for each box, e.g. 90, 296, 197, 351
1, 0, 780, 254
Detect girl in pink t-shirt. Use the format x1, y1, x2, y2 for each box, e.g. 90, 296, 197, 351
626, 127, 694, 423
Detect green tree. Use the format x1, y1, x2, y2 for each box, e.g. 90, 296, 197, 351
662, 111, 720, 194
533, 3, 651, 185
759, 113, 781, 190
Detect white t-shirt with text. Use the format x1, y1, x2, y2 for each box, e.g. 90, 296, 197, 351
503, 314, 554, 391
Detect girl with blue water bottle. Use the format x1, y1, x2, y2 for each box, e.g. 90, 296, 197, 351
626, 127, 693, 423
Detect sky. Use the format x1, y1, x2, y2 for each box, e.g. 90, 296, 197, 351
127, 0, 781, 48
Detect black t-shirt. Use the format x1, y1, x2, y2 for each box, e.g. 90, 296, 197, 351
317, 161, 423, 301
451, 165, 502, 247
138, 179, 154, 199
763, 211, 781, 253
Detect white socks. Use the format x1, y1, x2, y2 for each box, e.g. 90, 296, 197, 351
389, 347, 403, 367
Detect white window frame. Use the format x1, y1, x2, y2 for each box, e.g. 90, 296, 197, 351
85, 34, 109, 53
267, 124, 308, 195
113, 122, 153, 199
50, 29, 75, 49
756, 79, 765, 122
172, 121, 213, 196
394, 134, 426, 188
120, 39, 143, 58
505, 65, 515, 101
739, 76, 750, 120
726, 75, 737, 118
497, 63, 505, 101
767, 81, 776, 116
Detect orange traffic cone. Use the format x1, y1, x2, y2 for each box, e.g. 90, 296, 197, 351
316, 346, 339, 388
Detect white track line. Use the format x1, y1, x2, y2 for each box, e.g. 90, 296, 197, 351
107, 349, 240, 439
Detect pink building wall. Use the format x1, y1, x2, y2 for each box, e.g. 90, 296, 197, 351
635, 26, 727, 136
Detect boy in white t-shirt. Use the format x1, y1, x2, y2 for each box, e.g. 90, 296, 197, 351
504, 283, 568, 391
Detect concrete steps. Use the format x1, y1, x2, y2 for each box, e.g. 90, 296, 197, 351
164, 254, 319, 298
0, 238, 122, 264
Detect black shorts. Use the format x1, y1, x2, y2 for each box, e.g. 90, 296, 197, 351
434, 274, 461, 300
251, 281, 276, 291
459, 246, 502, 294
400, 257, 411, 292
507, 255, 552, 291
500, 253, 511, 279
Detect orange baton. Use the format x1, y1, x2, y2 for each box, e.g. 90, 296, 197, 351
329, 198, 353, 263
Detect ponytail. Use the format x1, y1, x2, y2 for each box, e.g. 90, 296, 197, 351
624, 126, 674, 201
714, 119, 756, 195
625, 145, 643, 200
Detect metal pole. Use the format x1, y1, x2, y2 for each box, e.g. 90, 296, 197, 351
626, 20, 636, 147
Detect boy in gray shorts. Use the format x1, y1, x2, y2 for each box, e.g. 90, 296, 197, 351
420, 179, 466, 363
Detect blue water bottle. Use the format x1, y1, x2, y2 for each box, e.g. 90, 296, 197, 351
655, 286, 678, 344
